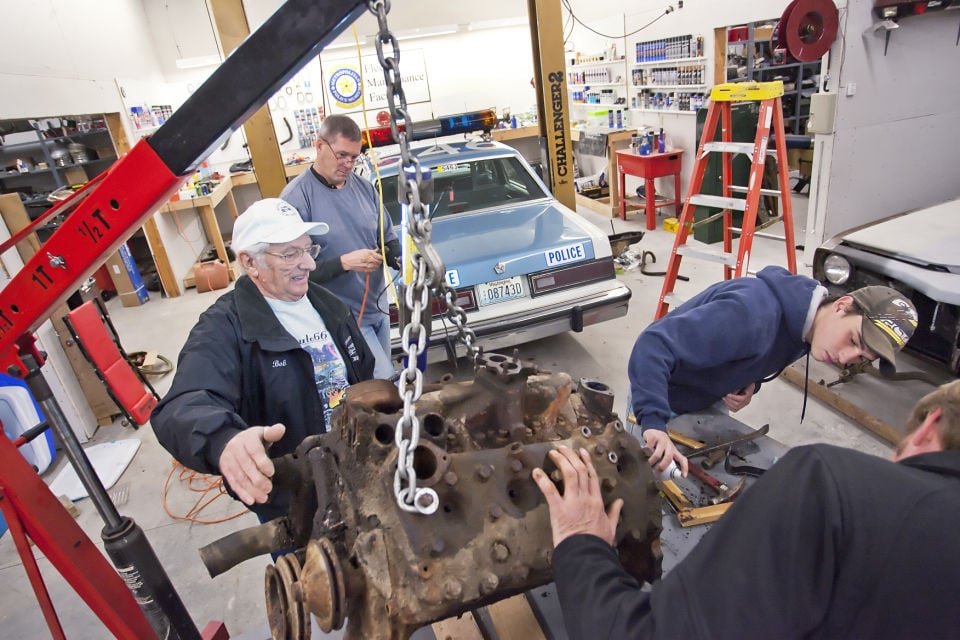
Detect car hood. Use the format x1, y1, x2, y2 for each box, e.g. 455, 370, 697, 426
839, 198, 960, 270
426, 201, 603, 287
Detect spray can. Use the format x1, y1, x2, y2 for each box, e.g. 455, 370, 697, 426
641, 437, 682, 481
658, 128, 666, 153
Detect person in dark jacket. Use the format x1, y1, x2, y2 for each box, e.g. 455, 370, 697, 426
533, 379, 960, 640
629, 265, 917, 476
152, 198, 375, 521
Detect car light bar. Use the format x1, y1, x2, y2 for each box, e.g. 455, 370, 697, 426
363, 109, 497, 148
530, 259, 616, 297
389, 289, 477, 325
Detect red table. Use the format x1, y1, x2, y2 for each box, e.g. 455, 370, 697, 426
616, 149, 684, 229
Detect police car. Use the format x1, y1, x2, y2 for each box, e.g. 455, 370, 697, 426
366, 137, 632, 362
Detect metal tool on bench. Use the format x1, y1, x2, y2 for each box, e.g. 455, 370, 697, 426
669, 423, 770, 468
725, 455, 769, 477
687, 464, 746, 505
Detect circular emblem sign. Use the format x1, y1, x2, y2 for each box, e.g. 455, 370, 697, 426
329, 67, 362, 108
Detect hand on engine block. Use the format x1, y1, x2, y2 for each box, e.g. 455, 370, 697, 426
533, 446, 623, 548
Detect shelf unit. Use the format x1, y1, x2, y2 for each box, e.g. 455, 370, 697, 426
0, 116, 119, 224
566, 55, 629, 125
725, 21, 822, 134
629, 46, 710, 115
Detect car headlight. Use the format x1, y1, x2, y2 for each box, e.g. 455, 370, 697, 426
823, 254, 851, 285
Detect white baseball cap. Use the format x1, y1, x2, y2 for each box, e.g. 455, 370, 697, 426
231, 198, 329, 252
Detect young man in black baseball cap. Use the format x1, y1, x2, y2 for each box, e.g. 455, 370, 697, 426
628, 266, 918, 477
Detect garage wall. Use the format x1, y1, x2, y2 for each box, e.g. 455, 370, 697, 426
809, 0, 960, 249
564, 0, 795, 203
0, 0, 165, 118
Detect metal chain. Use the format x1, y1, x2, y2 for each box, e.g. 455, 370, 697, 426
368, 0, 483, 514
368, 0, 439, 515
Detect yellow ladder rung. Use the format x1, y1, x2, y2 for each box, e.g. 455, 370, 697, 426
710, 81, 784, 102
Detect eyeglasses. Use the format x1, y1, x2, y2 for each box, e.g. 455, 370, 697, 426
263, 244, 321, 263
320, 137, 360, 165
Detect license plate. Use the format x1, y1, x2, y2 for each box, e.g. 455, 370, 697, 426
476, 276, 526, 306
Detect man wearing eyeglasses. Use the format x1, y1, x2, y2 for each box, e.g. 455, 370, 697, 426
281, 114, 401, 381
152, 198, 375, 521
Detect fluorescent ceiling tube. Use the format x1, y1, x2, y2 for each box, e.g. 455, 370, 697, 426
394, 25, 458, 40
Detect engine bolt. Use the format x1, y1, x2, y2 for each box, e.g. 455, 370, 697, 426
550, 469, 563, 483
510, 459, 524, 472
489, 504, 503, 520
444, 471, 458, 486
479, 572, 499, 595
601, 477, 617, 491
476, 465, 492, 481
595, 443, 606, 455
492, 541, 510, 562
444, 579, 463, 600
431, 538, 446, 555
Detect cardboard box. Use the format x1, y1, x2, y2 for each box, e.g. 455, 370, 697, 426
104, 243, 149, 307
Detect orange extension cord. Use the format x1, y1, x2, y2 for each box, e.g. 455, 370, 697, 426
161, 459, 247, 524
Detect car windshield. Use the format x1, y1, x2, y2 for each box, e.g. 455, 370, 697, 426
376, 156, 547, 224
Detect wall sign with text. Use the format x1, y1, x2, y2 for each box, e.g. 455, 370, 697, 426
321, 50, 432, 114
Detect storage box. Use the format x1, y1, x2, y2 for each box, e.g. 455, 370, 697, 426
104, 243, 149, 307
0, 374, 55, 476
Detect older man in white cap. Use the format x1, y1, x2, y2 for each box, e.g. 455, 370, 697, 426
153, 198, 374, 521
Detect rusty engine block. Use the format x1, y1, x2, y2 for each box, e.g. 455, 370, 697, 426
200, 353, 663, 639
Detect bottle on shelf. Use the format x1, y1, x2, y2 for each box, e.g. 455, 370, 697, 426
639, 133, 652, 156
658, 128, 666, 153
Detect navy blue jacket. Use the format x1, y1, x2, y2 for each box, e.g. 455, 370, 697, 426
628, 266, 819, 431
152, 276, 374, 519
553, 445, 960, 639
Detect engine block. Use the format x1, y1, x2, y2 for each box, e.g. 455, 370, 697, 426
203, 353, 662, 639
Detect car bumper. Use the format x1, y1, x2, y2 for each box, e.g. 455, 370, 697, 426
390, 281, 632, 361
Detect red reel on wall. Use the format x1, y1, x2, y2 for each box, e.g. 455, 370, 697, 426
776, 0, 840, 62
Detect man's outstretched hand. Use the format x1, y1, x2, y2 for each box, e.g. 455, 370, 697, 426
532, 446, 623, 548
218, 424, 286, 505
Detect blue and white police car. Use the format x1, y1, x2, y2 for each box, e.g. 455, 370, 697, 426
366, 138, 632, 362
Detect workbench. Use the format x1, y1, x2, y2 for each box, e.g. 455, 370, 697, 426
616, 148, 684, 230
159, 179, 240, 292
655, 412, 785, 572
144, 163, 313, 297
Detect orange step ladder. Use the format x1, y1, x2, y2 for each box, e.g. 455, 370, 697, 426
655, 81, 798, 320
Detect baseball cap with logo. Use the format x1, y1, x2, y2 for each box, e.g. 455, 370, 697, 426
849, 286, 918, 376
231, 198, 328, 253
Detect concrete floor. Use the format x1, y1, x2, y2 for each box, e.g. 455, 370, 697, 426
0, 190, 948, 638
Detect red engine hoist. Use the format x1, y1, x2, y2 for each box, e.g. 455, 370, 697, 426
0, 1, 379, 637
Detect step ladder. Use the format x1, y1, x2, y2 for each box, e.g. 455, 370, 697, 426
655, 81, 798, 320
